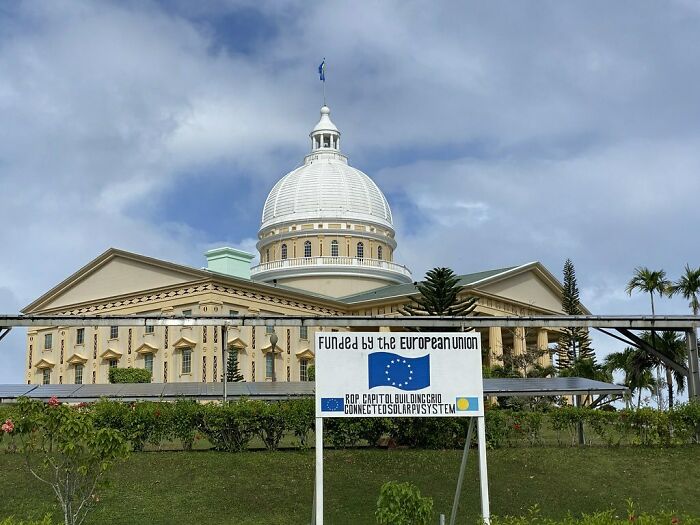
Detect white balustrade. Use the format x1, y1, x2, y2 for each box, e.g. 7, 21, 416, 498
250, 257, 412, 278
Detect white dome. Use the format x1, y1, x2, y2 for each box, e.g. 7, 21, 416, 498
261, 155, 394, 230
260, 106, 393, 231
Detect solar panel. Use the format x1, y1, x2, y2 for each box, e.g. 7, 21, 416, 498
0, 385, 38, 399
27, 385, 83, 399
0, 378, 627, 402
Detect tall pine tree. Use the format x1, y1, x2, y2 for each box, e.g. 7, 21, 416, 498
226, 349, 244, 382
557, 259, 594, 370
400, 267, 477, 332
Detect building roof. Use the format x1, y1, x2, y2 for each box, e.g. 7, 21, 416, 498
338, 266, 518, 304
260, 106, 393, 230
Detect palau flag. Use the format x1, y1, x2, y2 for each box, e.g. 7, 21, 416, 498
455, 397, 479, 412
368, 352, 430, 391
321, 397, 344, 412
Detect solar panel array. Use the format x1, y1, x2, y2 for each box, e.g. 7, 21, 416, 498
0, 378, 626, 403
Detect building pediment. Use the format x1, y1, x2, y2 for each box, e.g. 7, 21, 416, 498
136, 342, 159, 355
173, 336, 196, 349
22, 249, 208, 313
100, 348, 123, 360
227, 337, 248, 350
261, 342, 283, 354
34, 358, 55, 370
295, 348, 315, 360
474, 262, 573, 314
66, 353, 88, 365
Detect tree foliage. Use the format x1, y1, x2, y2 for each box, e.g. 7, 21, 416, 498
226, 350, 244, 382
400, 267, 476, 332
375, 481, 433, 525
668, 264, 700, 316
7, 397, 129, 525
557, 259, 594, 370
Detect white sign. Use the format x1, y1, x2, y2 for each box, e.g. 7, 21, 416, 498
315, 332, 484, 418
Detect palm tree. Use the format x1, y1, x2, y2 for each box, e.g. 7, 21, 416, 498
640, 331, 687, 409
605, 347, 657, 409
625, 267, 671, 316
625, 267, 671, 407
668, 264, 700, 316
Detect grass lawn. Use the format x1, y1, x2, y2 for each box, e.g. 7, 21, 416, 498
0, 446, 698, 524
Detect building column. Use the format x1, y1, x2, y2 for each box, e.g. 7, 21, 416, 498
537, 329, 550, 367
488, 327, 503, 367
513, 327, 526, 356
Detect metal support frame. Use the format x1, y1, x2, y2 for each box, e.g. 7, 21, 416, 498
450, 418, 476, 525
687, 329, 700, 399
0, 328, 10, 342
222, 326, 228, 403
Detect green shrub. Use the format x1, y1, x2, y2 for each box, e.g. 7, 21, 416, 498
391, 418, 464, 449
485, 408, 512, 449
108, 367, 152, 383
170, 400, 202, 451
253, 401, 287, 451
281, 398, 314, 448
325, 418, 367, 448
199, 400, 257, 452
375, 481, 433, 525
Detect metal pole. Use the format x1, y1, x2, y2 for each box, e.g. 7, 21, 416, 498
449, 417, 476, 525
315, 416, 324, 525
687, 329, 700, 400
222, 326, 228, 403
477, 416, 491, 524
311, 477, 316, 525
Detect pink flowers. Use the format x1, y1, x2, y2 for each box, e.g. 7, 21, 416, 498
47, 396, 60, 407
1, 419, 14, 433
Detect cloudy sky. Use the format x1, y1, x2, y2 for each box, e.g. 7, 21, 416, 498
1, 0, 699, 383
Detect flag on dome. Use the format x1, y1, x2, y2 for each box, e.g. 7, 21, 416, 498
318, 59, 326, 82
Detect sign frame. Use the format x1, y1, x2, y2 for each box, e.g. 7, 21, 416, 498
313, 332, 491, 525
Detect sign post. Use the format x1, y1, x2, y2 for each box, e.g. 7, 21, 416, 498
314, 332, 489, 524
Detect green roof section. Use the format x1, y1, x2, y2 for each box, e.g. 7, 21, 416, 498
337, 266, 518, 304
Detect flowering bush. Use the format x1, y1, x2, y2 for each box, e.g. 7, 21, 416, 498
1, 419, 13, 434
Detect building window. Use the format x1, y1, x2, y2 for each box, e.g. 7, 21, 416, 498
331, 240, 339, 257
357, 242, 364, 259
304, 240, 312, 258
300, 326, 308, 340
75, 364, 83, 385
377, 246, 383, 260
42, 369, 50, 385
300, 359, 310, 381
110, 326, 119, 339
144, 354, 153, 375
145, 324, 154, 334
76, 328, 84, 345
182, 309, 192, 317
229, 310, 238, 317
182, 349, 192, 374
266, 325, 275, 335
266, 353, 274, 379
281, 244, 288, 260
266, 248, 270, 262
109, 359, 118, 368
44, 334, 52, 350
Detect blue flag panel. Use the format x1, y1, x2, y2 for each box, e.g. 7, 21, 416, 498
321, 397, 344, 412
368, 352, 430, 391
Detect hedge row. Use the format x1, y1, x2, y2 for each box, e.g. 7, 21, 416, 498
2, 400, 699, 451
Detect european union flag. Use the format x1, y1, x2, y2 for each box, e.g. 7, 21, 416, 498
368, 352, 430, 391
318, 59, 326, 82
321, 397, 344, 412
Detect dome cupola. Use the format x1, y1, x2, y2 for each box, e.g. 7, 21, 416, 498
251, 105, 412, 297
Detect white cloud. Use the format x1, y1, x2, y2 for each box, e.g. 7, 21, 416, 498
2, 1, 700, 380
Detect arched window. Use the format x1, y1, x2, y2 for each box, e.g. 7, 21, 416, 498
281, 244, 288, 260
377, 246, 383, 260
266, 248, 270, 262
304, 240, 312, 258
357, 242, 364, 259
331, 240, 339, 257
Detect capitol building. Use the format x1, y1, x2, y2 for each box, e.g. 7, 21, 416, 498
22, 105, 567, 386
